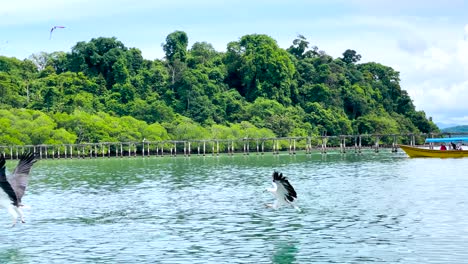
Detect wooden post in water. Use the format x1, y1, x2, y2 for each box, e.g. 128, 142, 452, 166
340, 136, 345, 154
354, 136, 358, 154
321, 137, 327, 154
375, 136, 380, 153
343, 137, 347, 153
293, 139, 296, 154
392, 135, 398, 152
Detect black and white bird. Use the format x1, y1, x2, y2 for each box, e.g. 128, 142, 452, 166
0, 152, 37, 226
266, 171, 300, 211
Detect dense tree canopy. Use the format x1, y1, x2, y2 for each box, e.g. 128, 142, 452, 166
0, 32, 439, 146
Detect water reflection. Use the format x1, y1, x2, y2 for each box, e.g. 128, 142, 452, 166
0, 248, 27, 264
271, 241, 298, 264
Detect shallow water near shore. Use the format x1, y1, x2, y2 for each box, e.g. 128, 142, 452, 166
1, 151, 468, 263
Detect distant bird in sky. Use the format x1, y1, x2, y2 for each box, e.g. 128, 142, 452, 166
49, 26, 65, 40
0, 152, 37, 226
266, 171, 300, 211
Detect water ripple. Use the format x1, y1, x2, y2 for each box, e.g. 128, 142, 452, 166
1, 153, 468, 263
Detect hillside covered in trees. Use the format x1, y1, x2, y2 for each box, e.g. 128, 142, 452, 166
0, 32, 439, 146
441, 125, 468, 133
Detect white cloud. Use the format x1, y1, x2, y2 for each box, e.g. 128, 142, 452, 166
412, 80, 468, 112
457, 33, 468, 72
414, 47, 453, 72
409, 80, 468, 125
398, 36, 427, 54
312, 17, 468, 125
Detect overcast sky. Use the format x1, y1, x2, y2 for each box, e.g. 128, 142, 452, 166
1, 0, 467, 127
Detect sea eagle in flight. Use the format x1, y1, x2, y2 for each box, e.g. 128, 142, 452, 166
0, 152, 37, 226
266, 171, 300, 211
49, 26, 65, 40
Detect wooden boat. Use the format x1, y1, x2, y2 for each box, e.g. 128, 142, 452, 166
399, 137, 468, 158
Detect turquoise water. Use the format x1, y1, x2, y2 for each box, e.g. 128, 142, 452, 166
1, 152, 468, 263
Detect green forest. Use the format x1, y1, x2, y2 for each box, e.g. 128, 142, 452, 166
0, 31, 439, 146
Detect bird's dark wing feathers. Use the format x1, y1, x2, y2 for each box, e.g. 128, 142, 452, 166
9, 152, 37, 204
0, 154, 20, 206
272, 171, 297, 202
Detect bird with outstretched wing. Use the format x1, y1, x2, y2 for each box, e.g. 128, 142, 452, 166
266, 171, 300, 211
0, 152, 37, 226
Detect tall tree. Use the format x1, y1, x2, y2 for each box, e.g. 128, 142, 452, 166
163, 31, 188, 62
225, 34, 296, 104
341, 49, 361, 64
287, 34, 319, 59
163, 31, 189, 85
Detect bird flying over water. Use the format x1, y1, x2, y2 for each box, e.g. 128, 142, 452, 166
0, 152, 37, 226
49, 26, 65, 39
266, 171, 300, 211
